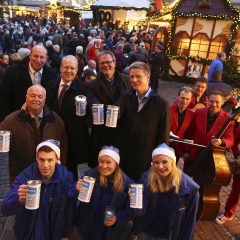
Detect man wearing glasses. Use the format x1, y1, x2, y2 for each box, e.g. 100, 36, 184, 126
89, 50, 131, 166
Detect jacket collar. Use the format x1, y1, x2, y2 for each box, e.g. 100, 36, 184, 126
18, 105, 55, 123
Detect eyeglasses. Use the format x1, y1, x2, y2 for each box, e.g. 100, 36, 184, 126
99, 60, 114, 66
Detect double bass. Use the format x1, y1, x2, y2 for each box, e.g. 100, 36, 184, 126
188, 106, 240, 220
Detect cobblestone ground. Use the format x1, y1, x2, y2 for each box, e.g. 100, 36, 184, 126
0, 79, 239, 239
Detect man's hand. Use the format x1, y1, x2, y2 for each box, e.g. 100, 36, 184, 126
236, 155, 240, 166
104, 215, 116, 227
18, 185, 27, 203
21, 102, 27, 111
211, 138, 222, 147
76, 179, 82, 192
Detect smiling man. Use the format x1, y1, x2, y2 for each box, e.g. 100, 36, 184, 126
115, 61, 170, 181
46, 55, 95, 179
170, 86, 195, 160
89, 50, 130, 166
1, 139, 76, 240
184, 90, 234, 174
0, 45, 57, 121
0, 85, 68, 184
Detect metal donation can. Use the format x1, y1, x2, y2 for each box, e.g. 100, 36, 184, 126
75, 95, 87, 116
92, 104, 104, 125
25, 180, 41, 210
129, 184, 143, 209
0, 131, 10, 153
78, 176, 96, 203
105, 105, 119, 128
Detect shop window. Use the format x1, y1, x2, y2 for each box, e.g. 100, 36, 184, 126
172, 31, 190, 56
189, 33, 209, 59
156, 28, 167, 44
208, 35, 228, 59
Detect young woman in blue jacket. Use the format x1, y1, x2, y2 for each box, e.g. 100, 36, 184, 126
132, 143, 200, 240
76, 145, 134, 240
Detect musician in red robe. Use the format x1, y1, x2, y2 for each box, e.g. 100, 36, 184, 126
188, 77, 209, 110
172, 78, 209, 111
184, 90, 234, 172
216, 120, 240, 224
170, 86, 195, 160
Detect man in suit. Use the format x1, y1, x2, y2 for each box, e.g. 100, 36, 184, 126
170, 86, 195, 160
115, 61, 170, 181
0, 85, 68, 184
0, 45, 57, 121
46, 55, 93, 179
89, 50, 130, 166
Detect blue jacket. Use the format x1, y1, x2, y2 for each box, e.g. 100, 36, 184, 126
133, 171, 199, 240
1, 162, 76, 240
76, 168, 134, 240
208, 58, 223, 80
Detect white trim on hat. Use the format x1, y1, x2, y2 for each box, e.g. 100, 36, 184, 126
152, 148, 176, 163
36, 141, 60, 160
98, 149, 120, 164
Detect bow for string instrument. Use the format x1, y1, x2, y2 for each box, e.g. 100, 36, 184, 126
187, 106, 240, 220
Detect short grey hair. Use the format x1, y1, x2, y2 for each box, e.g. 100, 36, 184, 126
128, 61, 150, 77
61, 55, 78, 67
27, 84, 46, 97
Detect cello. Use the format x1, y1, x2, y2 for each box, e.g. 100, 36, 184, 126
188, 106, 240, 220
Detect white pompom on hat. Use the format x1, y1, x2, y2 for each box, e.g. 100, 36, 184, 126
98, 146, 120, 165
152, 143, 176, 163
36, 139, 60, 160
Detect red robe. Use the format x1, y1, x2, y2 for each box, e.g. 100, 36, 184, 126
187, 108, 234, 161
170, 104, 195, 157
232, 124, 240, 156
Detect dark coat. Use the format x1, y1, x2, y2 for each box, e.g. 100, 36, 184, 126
0, 106, 68, 183
1, 162, 76, 240
76, 167, 134, 240
46, 79, 95, 175
115, 90, 170, 181
0, 57, 57, 121
133, 171, 199, 240
89, 72, 130, 166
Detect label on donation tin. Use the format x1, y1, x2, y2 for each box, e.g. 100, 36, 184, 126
129, 184, 143, 209
78, 176, 95, 203
0, 131, 10, 153
75, 95, 87, 116
92, 104, 104, 125
105, 105, 119, 128
25, 180, 41, 210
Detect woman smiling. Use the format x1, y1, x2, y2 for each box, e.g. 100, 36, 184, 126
133, 144, 199, 240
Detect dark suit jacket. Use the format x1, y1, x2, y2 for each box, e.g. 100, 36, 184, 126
46, 79, 95, 168
0, 57, 57, 121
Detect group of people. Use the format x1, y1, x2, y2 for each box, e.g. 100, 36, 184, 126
0, 16, 239, 240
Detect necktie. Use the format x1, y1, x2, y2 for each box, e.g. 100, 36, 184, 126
58, 84, 68, 109
33, 72, 38, 85
32, 116, 40, 129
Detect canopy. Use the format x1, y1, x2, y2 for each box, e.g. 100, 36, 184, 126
92, 0, 150, 10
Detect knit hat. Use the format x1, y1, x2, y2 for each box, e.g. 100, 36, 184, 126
36, 139, 60, 160
98, 146, 120, 164
152, 143, 176, 163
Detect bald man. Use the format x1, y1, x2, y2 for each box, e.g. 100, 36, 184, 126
0, 45, 57, 121
0, 85, 67, 184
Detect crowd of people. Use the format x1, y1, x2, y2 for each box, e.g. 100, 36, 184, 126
0, 16, 240, 240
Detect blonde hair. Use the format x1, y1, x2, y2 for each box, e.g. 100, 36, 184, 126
99, 164, 124, 193
148, 158, 182, 193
